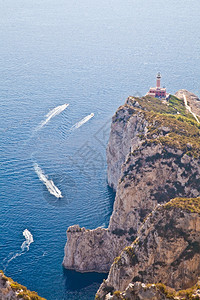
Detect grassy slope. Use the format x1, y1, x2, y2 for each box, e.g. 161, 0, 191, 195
126, 95, 200, 158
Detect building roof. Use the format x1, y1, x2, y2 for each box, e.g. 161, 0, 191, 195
149, 87, 166, 91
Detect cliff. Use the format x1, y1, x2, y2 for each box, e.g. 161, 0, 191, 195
96, 197, 200, 298
63, 91, 200, 274
0, 271, 46, 300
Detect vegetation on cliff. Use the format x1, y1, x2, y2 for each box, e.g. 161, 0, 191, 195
127, 95, 198, 120
156, 280, 200, 300
118, 95, 200, 158
0, 271, 46, 300
164, 197, 200, 214
97, 281, 200, 300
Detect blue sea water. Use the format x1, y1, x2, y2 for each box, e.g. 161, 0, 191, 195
0, 0, 200, 299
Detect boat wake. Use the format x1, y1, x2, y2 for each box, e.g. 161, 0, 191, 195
36, 103, 69, 131
34, 163, 63, 198
3, 229, 33, 272
71, 113, 94, 130
21, 229, 34, 251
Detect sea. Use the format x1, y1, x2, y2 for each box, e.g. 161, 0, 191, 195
0, 0, 199, 299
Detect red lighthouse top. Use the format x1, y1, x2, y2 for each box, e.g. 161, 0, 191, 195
146, 72, 169, 100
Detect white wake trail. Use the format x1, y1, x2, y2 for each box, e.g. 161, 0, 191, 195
34, 163, 63, 198
71, 113, 94, 130
21, 229, 34, 251
36, 103, 69, 131
3, 229, 34, 271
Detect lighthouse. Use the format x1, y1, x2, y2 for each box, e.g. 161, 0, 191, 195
146, 72, 169, 100
156, 72, 161, 88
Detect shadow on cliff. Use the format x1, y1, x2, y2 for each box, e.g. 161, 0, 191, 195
63, 268, 108, 291
105, 184, 116, 222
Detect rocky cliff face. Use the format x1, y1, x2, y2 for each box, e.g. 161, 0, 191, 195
109, 144, 200, 235
0, 271, 45, 300
96, 197, 200, 299
63, 92, 200, 274
63, 225, 127, 272
106, 103, 147, 191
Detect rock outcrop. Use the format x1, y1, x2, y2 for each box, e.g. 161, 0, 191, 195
96, 197, 200, 299
0, 271, 45, 300
63, 93, 200, 274
175, 89, 200, 119
63, 225, 127, 272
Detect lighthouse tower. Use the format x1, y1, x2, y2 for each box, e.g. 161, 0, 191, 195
146, 72, 168, 99
156, 72, 161, 88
